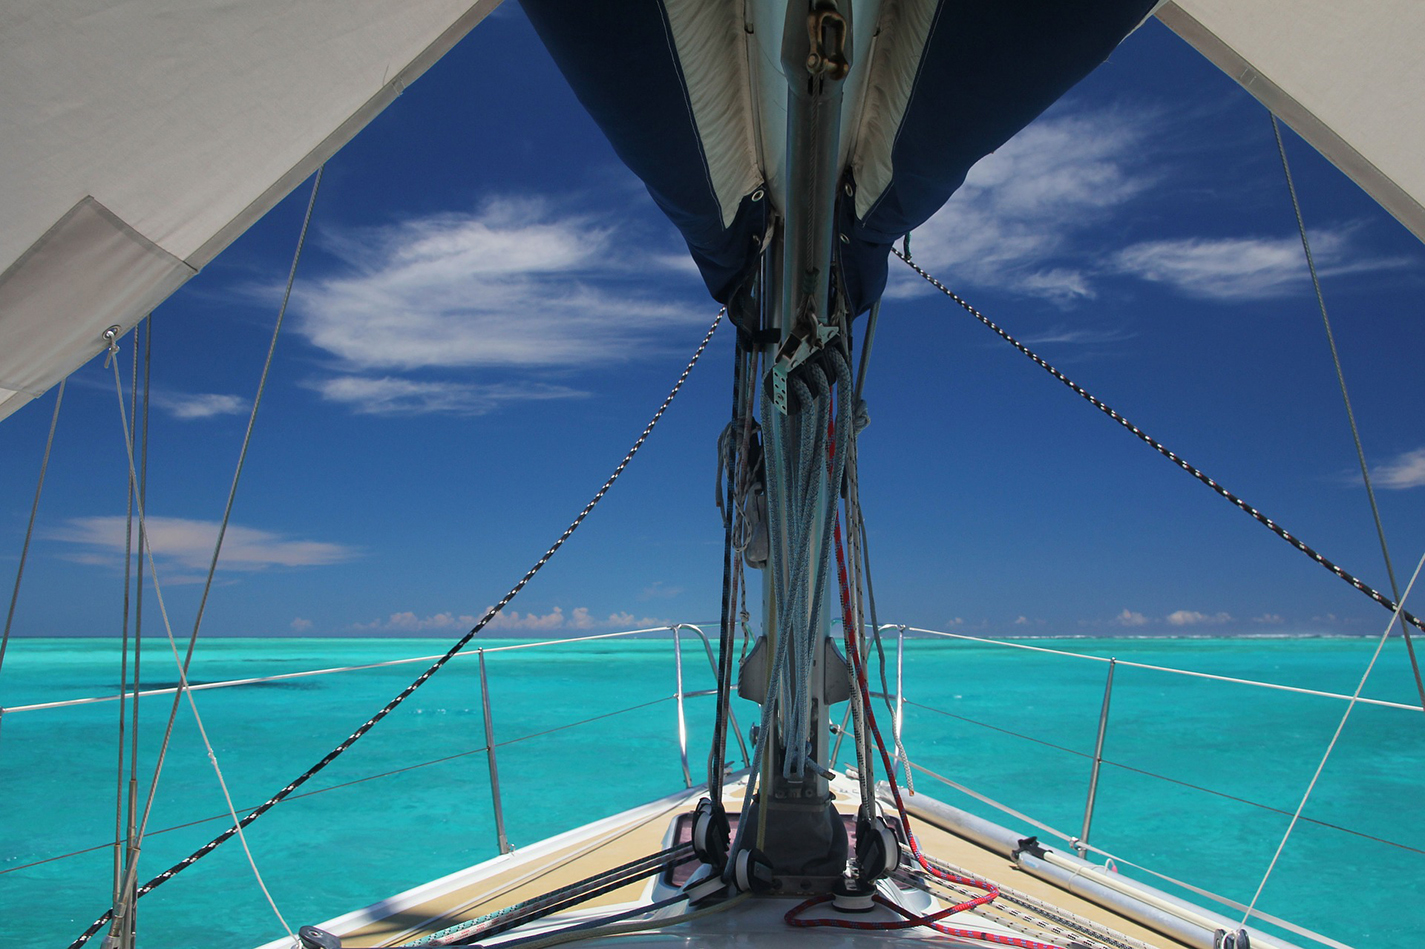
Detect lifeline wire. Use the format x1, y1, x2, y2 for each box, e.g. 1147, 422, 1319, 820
894, 248, 1425, 638
69, 307, 725, 949
1271, 112, 1425, 717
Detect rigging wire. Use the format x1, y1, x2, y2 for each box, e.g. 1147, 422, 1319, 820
92, 167, 325, 949
1241, 547, 1425, 928
0, 378, 66, 721
102, 341, 296, 943
109, 322, 141, 945
69, 306, 725, 949
1271, 112, 1425, 718
894, 247, 1425, 639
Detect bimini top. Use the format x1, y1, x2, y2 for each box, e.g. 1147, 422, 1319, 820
2, 0, 1424, 420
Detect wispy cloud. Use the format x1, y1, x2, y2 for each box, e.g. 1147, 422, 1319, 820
295, 198, 705, 375
352, 606, 672, 633
887, 108, 1401, 310
152, 391, 248, 420
888, 110, 1153, 304
1371, 448, 1425, 489
1165, 609, 1233, 627
1110, 229, 1405, 300
1115, 608, 1149, 627
639, 581, 684, 601
47, 516, 356, 574
307, 376, 586, 417
1018, 325, 1133, 347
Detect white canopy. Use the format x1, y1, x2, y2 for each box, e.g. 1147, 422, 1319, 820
1, 0, 1421, 422
0, 0, 501, 420
1160, 0, 1425, 244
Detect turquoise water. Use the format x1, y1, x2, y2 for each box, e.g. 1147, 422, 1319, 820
2, 634, 1422, 948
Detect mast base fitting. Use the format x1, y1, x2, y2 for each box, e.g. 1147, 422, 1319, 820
691, 798, 730, 871
298, 926, 341, 949
732, 847, 777, 894
855, 814, 900, 881
831, 877, 876, 913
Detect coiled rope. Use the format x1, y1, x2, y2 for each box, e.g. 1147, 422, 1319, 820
67, 308, 724, 949
893, 247, 1425, 638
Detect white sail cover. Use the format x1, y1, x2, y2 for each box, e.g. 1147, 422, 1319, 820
1159, 0, 1425, 243
0, 0, 500, 421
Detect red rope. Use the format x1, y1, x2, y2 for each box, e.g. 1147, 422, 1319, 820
822, 413, 1061, 949
785, 893, 1067, 947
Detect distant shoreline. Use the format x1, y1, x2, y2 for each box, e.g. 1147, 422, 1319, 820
11, 629, 1389, 642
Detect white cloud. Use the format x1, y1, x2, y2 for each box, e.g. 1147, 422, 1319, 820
152, 392, 247, 420
640, 581, 684, 601
1115, 609, 1149, 627
886, 108, 1400, 309
352, 605, 670, 633
887, 110, 1152, 303
1165, 609, 1232, 626
48, 516, 355, 573
308, 376, 586, 417
1018, 325, 1133, 347
353, 611, 480, 632
1013, 615, 1030, 625
1372, 448, 1425, 489
294, 198, 706, 375
1109, 229, 1402, 300
1253, 613, 1285, 625
290, 617, 313, 632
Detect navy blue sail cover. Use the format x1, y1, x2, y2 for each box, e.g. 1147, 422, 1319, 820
519, 1, 767, 304
521, 0, 1156, 313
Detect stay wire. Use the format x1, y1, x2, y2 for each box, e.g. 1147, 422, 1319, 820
68, 306, 725, 949
1241, 547, 1425, 927
894, 248, 1425, 638
93, 167, 325, 949
105, 346, 296, 943
710, 336, 747, 799
0, 378, 65, 738
111, 326, 139, 931
1271, 112, 1425, 717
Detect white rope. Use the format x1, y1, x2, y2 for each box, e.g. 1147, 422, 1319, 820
1240, 547, 1425, 928
106, 349, 296, 944
907, 626, 1423, 712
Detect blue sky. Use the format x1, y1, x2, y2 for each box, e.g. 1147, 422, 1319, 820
4, 7, 1425, 641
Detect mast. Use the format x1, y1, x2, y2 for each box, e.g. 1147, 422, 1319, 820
736, 0, 855, 892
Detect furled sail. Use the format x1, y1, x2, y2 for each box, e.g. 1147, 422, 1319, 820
0, 0, 502, 421
521, 0, 1160, 314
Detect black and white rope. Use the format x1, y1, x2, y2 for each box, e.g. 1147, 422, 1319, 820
893, 248, 1425, 637
67, 308, 724, 949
